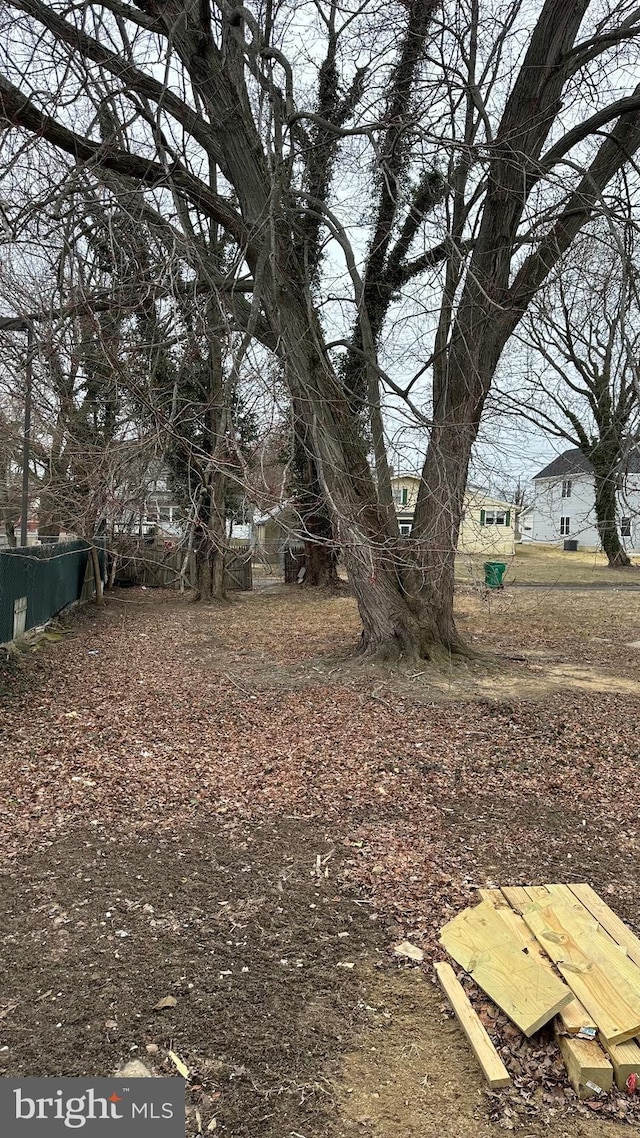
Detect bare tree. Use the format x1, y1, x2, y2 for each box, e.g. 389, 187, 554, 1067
3, 1, 640, 657
503, 231, 640, 566
0, 141, 259, 601
0, 407, 21, 545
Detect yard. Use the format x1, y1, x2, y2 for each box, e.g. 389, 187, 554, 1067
2, 577, 640, 1137
456, 542, 640, 587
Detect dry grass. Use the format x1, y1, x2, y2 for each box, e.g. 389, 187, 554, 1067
456, 542, 640, 586
456, 584, 640, 697
215, 582, 640, 705
459, 582, 640, 644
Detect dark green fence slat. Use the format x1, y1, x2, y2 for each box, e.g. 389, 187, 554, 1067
0, 540, 103, 643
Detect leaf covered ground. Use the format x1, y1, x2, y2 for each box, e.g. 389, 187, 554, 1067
2, 584, 640, 1136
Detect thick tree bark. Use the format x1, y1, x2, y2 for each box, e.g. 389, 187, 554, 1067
412, 379, 482, 651
291, 417, 339, 589
275, 293, 457, 658
591, 456, 631, 567
193, 545, 226, 600
90, 544, 104, 604
191, 471, 228, 602
303, 540, 338, 588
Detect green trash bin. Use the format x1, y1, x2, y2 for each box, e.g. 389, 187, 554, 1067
484, 561, 507, 589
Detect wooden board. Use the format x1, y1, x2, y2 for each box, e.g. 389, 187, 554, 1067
546, 884, 628, 958
440, 900, 572, 1036
479, 889, 596, 1036
568, 883, 640, 969
524, 885, 554, 905
599, 1036, 640, 1091
519, 894, 640, 1043
544, 885, 639, 972
501, 885, 539, 912
434, 962, 511, 1089
553, 1019, 613, 1099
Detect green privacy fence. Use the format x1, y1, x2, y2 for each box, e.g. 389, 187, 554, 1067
0, 540, 104, 644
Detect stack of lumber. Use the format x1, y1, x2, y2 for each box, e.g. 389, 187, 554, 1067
437, 883, 640, 1099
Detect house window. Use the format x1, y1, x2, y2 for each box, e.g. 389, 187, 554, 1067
480, 509, 510, 526
621, 517, 632, 538
560, 516, 570, 535
399, 524, 411, 537
561, 480, 572, 498
401, 487, 408, 506
392, 488, 402, 504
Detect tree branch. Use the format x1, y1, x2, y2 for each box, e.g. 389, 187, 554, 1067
0, 75, 251, 251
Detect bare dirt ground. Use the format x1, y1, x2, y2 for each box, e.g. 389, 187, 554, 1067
2, 583, 640, 1136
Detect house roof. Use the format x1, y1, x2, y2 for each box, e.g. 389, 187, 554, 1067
533, 449, 594, 480
390, 474, 516, 504
533, 447, 640, 480
253, 499, 297, 525
464, 491, 519, 511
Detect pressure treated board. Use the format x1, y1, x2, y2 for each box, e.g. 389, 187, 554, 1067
477, 889, 504, 905
600, 1036, 640, 1090
484, 889, 596, 1036
501, 885, 539, 912
524, 885, 554, 905
540, 888, 640, 979
568, 883, 640, 969
553, 1019, 613, 1100
440, 900, 572, 1036
519, 895, 640, 1044
434, 962, 511, 1089
546, 885, 628, 957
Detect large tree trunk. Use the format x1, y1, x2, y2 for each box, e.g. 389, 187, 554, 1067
348, 553, 462, 661
192, 470, 227, 601
410, 314, 501, 652
193, 544, 226, 600
90, 544, 104, 605
303, 535, 339, 588
291, 419, 339, 589
191, 311, 229, 603
277, 298, 460, 659
592, 457, 631, 567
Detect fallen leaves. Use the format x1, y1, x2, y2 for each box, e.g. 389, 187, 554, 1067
154, 995, 177, 1010
3, 588, 640, 1131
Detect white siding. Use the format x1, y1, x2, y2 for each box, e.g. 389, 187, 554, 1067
530, 473, 640, 551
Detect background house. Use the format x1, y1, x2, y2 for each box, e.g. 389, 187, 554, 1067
528, 449, 640, 551
111, 461, 184, 543
392, 474, 517, 556
253, 501, 302, 570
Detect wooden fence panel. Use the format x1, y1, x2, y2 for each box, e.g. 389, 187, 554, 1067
112, 540, 252, 592
224, 548, 253, 591
284, 545, 306, 584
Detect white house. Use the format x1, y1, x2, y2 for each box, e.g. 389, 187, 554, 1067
111, 462, 184, 541
528, 448, 640, 551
